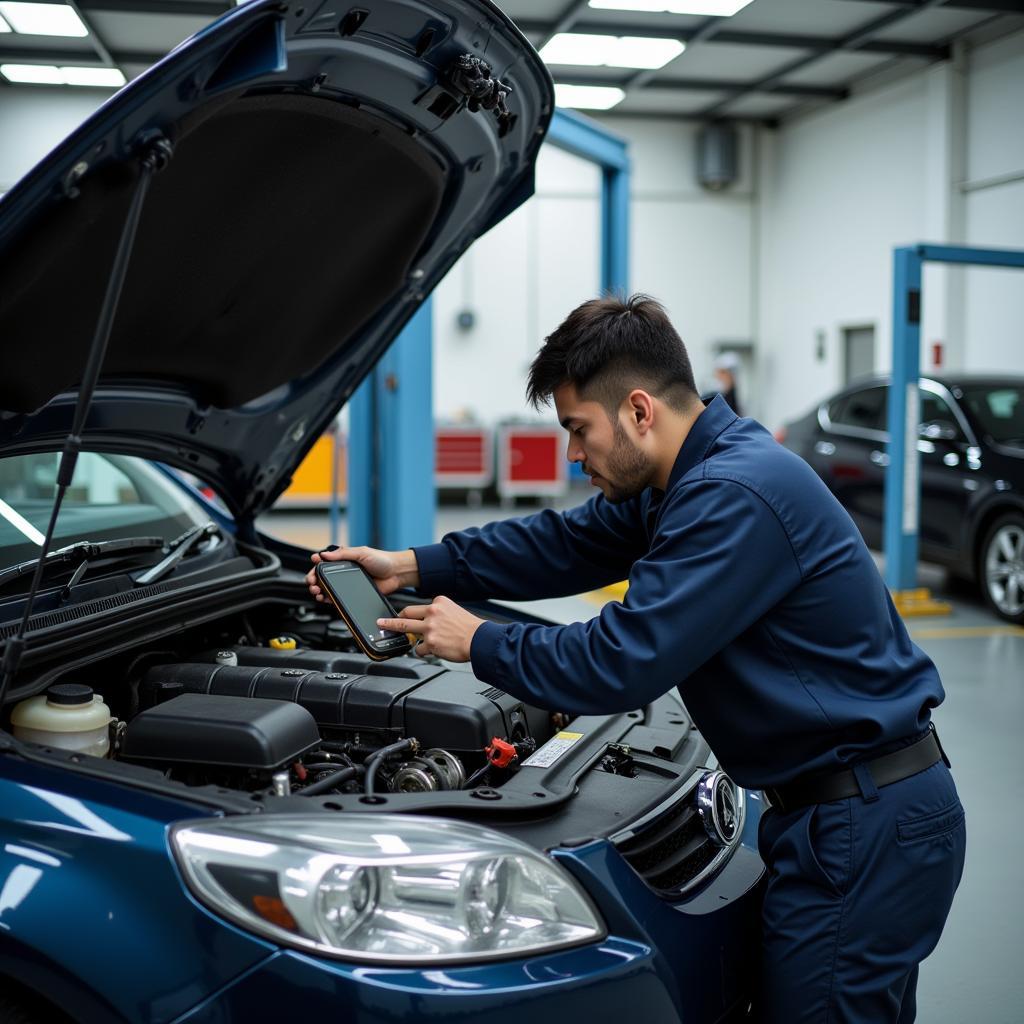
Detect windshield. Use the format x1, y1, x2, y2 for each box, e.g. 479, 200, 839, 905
958, 385, 1024, 445
0, 453, 210, 569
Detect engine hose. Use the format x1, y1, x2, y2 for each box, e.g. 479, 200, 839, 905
299, 766, 360, 797
364, 739, 416, 796
463, 763, 490, 789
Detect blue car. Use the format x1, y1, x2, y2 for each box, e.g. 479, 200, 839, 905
0, 2, 763, 1021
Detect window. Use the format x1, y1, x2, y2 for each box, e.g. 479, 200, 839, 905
919, 391, 966, 442
828, 386, 887, 434
959, 385, 1024, 445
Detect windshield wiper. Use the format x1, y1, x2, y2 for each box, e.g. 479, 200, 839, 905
0, 537, 166, 593
133, 522, 221, 587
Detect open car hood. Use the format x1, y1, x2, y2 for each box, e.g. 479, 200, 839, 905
0, 0, 551, 520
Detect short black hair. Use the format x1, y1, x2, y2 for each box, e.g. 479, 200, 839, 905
526, 293, 699, 414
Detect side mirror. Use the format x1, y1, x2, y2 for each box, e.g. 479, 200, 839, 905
919, 419, 959, 442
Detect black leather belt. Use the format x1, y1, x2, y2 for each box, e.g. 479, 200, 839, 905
763, 727, 947, 814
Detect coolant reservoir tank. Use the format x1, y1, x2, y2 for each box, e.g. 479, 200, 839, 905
11, 683, 112, 758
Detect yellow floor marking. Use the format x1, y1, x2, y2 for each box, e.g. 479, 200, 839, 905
892, 588, 953, 617
910, 625, 1024, 639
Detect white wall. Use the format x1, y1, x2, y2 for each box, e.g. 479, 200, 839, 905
961, 31, 1024, 372
756, 28, 1024, 431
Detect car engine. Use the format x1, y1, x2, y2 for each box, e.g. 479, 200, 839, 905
87, 605, 555, 799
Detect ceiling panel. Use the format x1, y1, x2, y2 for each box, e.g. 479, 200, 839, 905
871, 7, 999, 43
779, 49, 899, 86
727, 0, 897, 36
498, 0, 575, 22
659, 41, 810, 80
717, 93, 797, 117
123, 61, 153, 81
615, 87, 726, 114
87, 12, 212, 52
0, 35, 96, 56
571, 9, 705, 33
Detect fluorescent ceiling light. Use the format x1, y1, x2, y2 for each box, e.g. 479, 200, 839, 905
0, 62, 125, 87
60, 65, 125, 87
554, 83, 625, 110
541, 32, 684, 70
0, 62, 63, 83
589, 0, 754, 15
0, 2, 88, 37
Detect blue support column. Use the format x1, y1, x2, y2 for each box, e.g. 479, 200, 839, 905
884, 247, 923, 593
602, 164, 630, 295
884, 243, 1024, 597
348, 299, 434, 550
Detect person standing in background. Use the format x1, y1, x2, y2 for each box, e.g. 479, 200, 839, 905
713, 351, 743, 416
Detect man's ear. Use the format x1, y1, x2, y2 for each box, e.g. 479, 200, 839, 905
626, 389, 655, 434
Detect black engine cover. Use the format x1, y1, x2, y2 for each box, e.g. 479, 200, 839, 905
139, 650, 529, 753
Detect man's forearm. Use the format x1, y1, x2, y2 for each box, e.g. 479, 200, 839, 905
393, 548, 421, 589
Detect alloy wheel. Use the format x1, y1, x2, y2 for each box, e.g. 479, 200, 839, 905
984, 520, 1024, 620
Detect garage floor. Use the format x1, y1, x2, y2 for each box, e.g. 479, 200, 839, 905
260, 500, 1023, 1024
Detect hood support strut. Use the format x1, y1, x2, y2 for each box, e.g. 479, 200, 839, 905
0, 137, 174, 708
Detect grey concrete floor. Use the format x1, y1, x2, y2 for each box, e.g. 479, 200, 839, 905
259, 498, 1023, 1023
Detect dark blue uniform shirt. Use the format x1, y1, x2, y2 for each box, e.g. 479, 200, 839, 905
413, 396, 944, 789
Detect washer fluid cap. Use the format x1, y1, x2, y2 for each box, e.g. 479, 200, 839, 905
269, 636, 297, 650
47, 683, 94, 706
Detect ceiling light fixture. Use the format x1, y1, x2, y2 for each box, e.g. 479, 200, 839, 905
0, 14, 10, 32
0, 62, 63, 83
60, 66, 125, 87
1, 63, 125, 87
554, 83, 626, 110
541, 32, 684, 70
588, 0, 754, 16
0, 2, 88, 37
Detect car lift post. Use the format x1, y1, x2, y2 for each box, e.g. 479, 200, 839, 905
886, 243, 1024, 615
346, 109, 630, 549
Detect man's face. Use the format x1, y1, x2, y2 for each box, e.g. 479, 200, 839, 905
553, 383, 655, 504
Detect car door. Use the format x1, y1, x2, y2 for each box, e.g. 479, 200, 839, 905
917, 382, 977, 559
819, 385, 889, 546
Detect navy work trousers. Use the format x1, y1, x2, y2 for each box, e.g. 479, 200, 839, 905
756, 762, 966, 1023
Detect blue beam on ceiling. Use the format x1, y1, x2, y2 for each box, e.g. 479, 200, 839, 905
884, 243, 1024, 594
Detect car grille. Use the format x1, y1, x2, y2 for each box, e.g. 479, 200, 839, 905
613, 772, 742, 898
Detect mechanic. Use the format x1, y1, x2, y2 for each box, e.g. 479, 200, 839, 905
712, 350, 743, 416
307, 294, 966, 1024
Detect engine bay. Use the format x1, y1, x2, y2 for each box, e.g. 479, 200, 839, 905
11, 600, 569, 803
122, 643, 550, 797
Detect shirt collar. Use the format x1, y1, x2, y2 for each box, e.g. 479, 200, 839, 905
665, 394, 738, 491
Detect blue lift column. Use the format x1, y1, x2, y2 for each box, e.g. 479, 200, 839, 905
344, 110, 629, 549
885, 243, 1024, 610
346, 300, 434, 550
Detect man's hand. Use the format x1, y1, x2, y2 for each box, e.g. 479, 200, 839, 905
377, 596, 485, 663
307, 546, 420, 601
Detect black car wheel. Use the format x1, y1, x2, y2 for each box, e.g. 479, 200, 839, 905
979, 512, 1024, 623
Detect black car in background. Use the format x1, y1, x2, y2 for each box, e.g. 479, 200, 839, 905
779, 376, 1024, 623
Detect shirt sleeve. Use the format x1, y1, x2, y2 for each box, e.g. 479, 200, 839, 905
468, 477, 804, 712
412, 493, 651, 601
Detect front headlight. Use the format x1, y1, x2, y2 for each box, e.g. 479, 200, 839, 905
172, 814, 605, 963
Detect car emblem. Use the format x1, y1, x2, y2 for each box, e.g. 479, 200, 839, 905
697, 771, 739, 846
